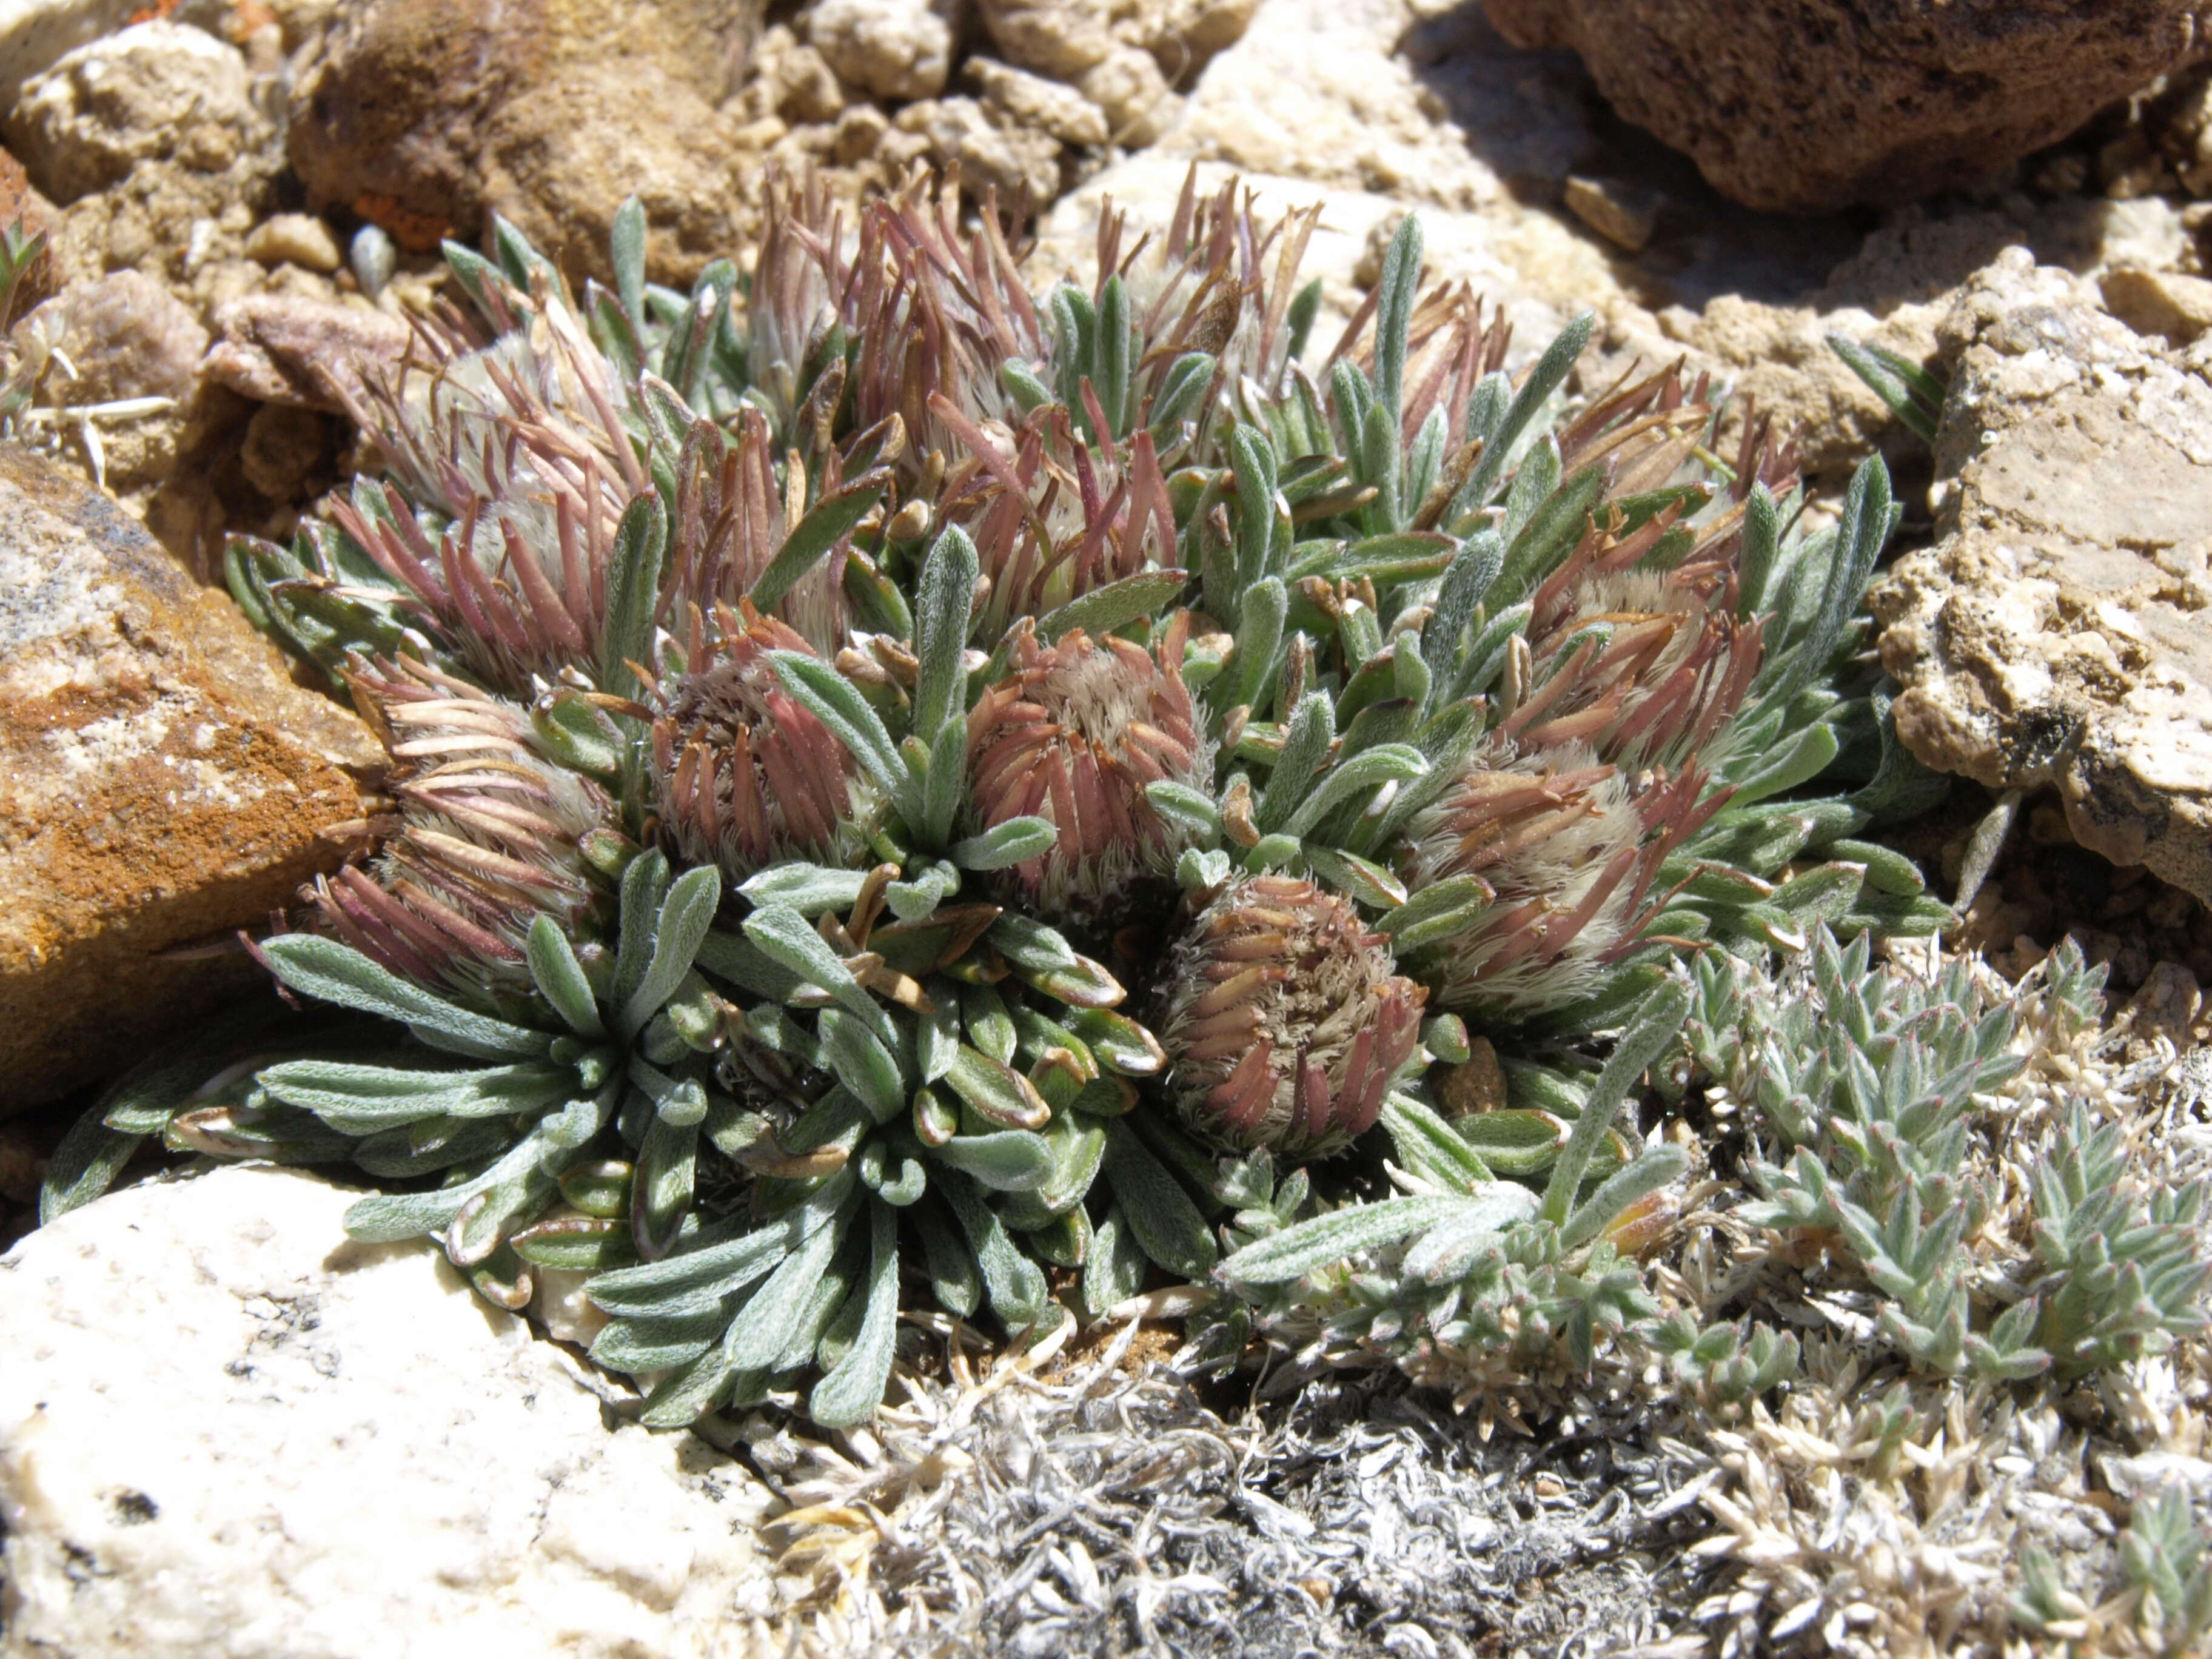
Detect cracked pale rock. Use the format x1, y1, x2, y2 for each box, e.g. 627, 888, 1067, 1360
805, 0, 954, 101
977, 0, 1116, 78
896, 95, 1062, 203
0, 1165, 779, 1657
1872, 248, 2212, 902
203, 292, 411, 415
0, 0, 147, 116
971, 56, 1109, 147
7, 20, 267, 204
0, 445, 375, 1111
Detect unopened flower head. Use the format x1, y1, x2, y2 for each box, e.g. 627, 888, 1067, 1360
1158, 874, 1427, 1159
651, 600, 880, 880
1399, 736, 1717, 1021
306, 658, 615, 1010
966, 612, 1208, 916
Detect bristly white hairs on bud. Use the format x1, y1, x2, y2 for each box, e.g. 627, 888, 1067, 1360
310, 657, 616, 1012
1158, 875, 1427, 1158
967, 614, 1211, 915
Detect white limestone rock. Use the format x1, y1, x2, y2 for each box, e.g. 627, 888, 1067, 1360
8, 20, 269, 203
0, 1164, 779, 1658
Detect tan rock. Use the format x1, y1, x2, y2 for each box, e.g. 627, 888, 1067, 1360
1481, 0, 2210, 213
805, 0, 954, 101
202, 292, 411, 416
760, 32, 846, 124
8, 21, 268, 204
1150, 0, 1256, 62
896, 96, 1064, 203
971, 56, 1110, 147
2102, 266, 2212, 346
10, 270, 206, 496
1561, 174, 1658, 253
1872, 249, 2212, 902
0, 445, 375, 1113
287, 0, 768, 286
977, 0, 1116, 79
243, 212, 343, 273
1076, 44, 1178, 147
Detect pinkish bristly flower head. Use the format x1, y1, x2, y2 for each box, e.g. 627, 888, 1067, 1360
649, 599, 881, 879
965, 612, 1210, 916
305, 658, 616, 1011
1158, 874, 1427, 1159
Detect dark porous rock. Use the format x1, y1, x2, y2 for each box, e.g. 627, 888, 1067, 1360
1480, 0, 2211, 212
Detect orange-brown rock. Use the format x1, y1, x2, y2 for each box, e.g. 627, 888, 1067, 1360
0, 444, 377, 1113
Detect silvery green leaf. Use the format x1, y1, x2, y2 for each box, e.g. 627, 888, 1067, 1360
258, 1057, 575, 1132
589, 1308, 725, 1373
1304, 846, 1408, 908
748, 471, 888, 613
1453, 312, 1591, 519
960, 982, 1019, 1063
818, 1005, 908, 1122
1561, 1144, 1689, 1252
1061, 1008, 1167, 1076
722, 1190, 857, 1370
742, 904, 897, 1048
914, 525, 979, 743
1031, 569, 1191, 651
937, 1130, 1053, 1191
528, 915, 606, 1038
1543, 979, 1693, 1226
611, 850, 671, 1011
693, 927, 805, 1000
531, 691, 625, 779
951, 816, 1057, 871
258, 935, 550, 1061
945, 1044, 1050, 1130
1258, 692, 1333, 834
632, 1114, 697, 1258
509, 1215, 636, 1272
1145, 780, 1221, 842
738, 865, 869, 916
916, 991, 960, 1084
343, 1130, 549, 1241
1223, 575, 1285, 711
39, 1113, 141, 1226
1285, 745, 1426, 837
609, 193, 647, 324
618, 865, 722, 1039
1149, 351, 1215, 439
990, 912, 1079, 971
1378, 1092, 1495, 1193
888, 856, 960, 922
1218, 1195, 1472, 1285
1102, 1121, 1216, 1279
939, 1168, 1048, 1329
1402, 1211, 1512, 1285
1036, 1114, 1107, 1213
599, 492, 666, 702
922, 714, 967, 846
1082, 1202, 1149, 1318
913, 1195, 980, 1317
809, 1201, 902, 1427
1178, 847, 1233, 891
1372, 212, 1422, 420
767, 650, 905, 795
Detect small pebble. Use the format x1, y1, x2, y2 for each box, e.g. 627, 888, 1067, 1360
244, 213, 343, 273
350, 223, 397, 302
